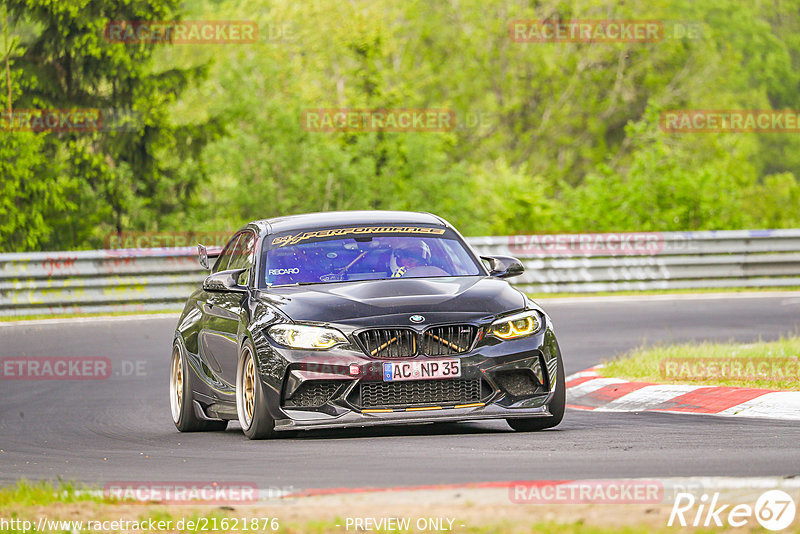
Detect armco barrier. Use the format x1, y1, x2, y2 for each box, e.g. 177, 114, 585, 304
0, 248, 203, 316
0, 229, 799, 316
469, 229, 800, 293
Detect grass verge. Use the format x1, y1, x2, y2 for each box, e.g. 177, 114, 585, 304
0, 309, 180, 322
0, 480, 110, 507
602, 335, 800, 389
0, 480, 730, 534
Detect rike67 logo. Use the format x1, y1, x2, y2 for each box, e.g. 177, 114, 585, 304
669, 490, 797, 531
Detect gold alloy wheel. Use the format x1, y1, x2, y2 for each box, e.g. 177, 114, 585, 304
241, 349, 256, 427
170, 346, 183, 423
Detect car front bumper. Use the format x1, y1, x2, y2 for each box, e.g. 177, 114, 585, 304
255, 327, 563, 431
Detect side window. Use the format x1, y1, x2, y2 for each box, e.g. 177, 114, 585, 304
212, 233, 242, 273
228, 231, 256, 285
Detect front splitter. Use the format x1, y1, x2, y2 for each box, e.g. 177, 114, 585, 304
274, 401, 554, 431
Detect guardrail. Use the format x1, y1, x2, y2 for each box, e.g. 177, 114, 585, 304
469, 229, 800, 293
1, 229, 799, 316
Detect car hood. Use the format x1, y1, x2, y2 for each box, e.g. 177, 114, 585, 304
256, 276, 525, 326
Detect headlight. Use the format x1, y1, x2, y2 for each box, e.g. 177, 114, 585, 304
267, 324, 348, 350
490, 310, 542, 340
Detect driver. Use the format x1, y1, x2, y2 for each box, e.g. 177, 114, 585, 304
390, 241, 431, 277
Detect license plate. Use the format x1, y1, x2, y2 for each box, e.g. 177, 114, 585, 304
382, 360, 461, 381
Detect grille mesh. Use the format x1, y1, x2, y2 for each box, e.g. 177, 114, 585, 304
360, 379, 481, 408
357, 328, 416, 358
285, 381, 341, 407
421, 325, 477, 356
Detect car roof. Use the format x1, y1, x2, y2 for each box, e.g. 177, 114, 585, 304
249, 210, 448, 234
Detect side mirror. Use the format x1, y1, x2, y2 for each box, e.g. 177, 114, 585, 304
203, 268, 248, 293
481, 255, 524, 279
197, 243, 221, 270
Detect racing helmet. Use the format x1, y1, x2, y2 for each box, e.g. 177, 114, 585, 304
390, 240, 432, 273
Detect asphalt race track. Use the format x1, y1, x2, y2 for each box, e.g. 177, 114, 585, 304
1, 294, 799, 490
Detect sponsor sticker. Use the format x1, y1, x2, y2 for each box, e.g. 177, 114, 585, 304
272, 226, 446, 248
268, 268, 300, 276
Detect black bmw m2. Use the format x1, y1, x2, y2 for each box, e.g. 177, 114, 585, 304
170, 211, 565, 439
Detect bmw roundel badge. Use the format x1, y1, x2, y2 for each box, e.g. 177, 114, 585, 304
409, 314, 425, 324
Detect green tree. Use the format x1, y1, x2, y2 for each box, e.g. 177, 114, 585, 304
2, 0, 219, 250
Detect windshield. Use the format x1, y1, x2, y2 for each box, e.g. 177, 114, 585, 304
260, 225, 483, 287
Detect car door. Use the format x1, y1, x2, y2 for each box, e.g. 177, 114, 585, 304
198, 232, 251, 393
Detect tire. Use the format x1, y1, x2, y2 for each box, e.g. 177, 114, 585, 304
170, 342, 228, 432
507, 352, 565, 432
236, 339, 277, 440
